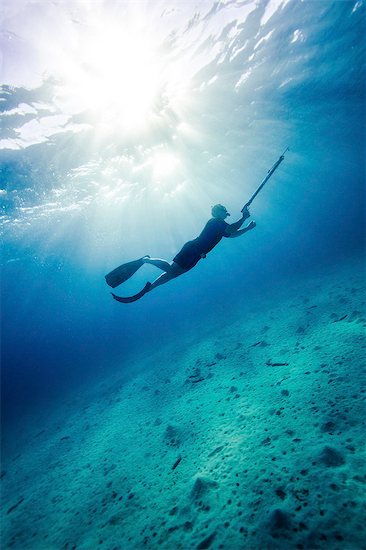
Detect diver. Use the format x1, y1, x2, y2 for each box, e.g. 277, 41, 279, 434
106, 149, 288, 303
106, 204, 256, 303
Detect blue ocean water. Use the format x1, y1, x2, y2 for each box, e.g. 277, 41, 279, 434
1, 1, 365, 548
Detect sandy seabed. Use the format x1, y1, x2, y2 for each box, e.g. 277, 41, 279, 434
2, 257, 366, 550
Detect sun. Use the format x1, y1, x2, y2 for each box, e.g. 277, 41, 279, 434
55, 15, 164, 132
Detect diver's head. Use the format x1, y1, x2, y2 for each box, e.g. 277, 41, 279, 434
211, 204, 230, 219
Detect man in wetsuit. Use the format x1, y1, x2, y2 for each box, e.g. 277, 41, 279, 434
143, 204, 256, 294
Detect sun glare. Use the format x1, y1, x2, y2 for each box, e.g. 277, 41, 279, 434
152, 151, 180, 180
55, 17, 164, 131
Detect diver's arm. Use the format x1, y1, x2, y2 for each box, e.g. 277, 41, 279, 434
228, 220, 256, 238
225, 206, 250, 235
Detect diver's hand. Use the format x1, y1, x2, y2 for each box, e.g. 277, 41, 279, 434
247, 220, 256, 230
242, 206, 250, 219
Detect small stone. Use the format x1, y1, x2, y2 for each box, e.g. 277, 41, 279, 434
190, 477, 218, 504
319, 446, 345, 467
320, 421, 336, 433
268, 508, 292, 531
197, 532, 216, 549
164, 425, 181, 447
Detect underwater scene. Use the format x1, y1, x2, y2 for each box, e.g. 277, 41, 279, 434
1, 0, 365, 549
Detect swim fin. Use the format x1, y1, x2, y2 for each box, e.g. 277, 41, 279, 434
111, 282, 152, 303
105, 256, 150, 288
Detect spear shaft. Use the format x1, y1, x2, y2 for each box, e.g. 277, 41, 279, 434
241, 147, 289, 212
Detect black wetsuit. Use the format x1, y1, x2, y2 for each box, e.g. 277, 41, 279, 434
173, 218, 230, 270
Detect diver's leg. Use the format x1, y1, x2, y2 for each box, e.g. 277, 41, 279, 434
143, 257, 173, 273
147, 262, 187, 291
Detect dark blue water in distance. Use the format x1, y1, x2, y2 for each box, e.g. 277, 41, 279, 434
1, 0, 365, 427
